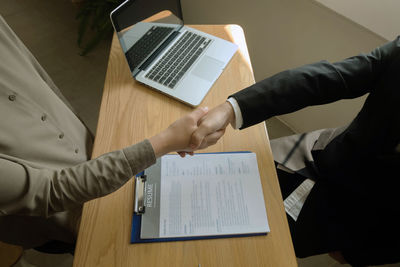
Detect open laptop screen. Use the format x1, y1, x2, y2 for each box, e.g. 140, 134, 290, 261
110, 0, 183, 74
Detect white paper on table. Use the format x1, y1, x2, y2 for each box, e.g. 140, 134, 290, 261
154, 152, 270, 238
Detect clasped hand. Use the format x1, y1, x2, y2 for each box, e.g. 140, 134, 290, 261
150, 102, 235, 158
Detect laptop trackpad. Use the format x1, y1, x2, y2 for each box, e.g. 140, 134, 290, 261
192, 56, 224, 82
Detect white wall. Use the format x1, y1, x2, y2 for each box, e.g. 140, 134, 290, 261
315, 0, 400, 41
182, 0, 387, 133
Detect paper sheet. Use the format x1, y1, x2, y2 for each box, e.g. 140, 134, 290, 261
155, 153, 269, 238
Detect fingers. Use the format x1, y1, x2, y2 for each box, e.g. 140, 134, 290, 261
177, 126, 224, 158
198, 129, 225, 149
177, 151, 186, 157
191, 118, 217, 149
177, 151, 194, 157
179, 129, 225, 157
190, 106, 209, 122
183, 107, 207, 150
190, 103, 232, 149
172, 104, 227, 153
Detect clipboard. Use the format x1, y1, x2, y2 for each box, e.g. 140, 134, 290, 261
131, 152, 270, 244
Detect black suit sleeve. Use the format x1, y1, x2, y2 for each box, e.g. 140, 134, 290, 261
231, 37, 400, 129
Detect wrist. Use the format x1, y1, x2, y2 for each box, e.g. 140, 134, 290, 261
222, 101, 235, 126
149, 130, 171, 158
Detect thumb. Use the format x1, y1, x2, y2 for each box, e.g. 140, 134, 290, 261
190, 127, 204, 149
190, 106, 209, 122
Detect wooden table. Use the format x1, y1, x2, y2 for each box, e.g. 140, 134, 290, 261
74, 14, 297, 267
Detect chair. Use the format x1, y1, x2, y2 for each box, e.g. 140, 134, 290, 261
0, 241, 23, 267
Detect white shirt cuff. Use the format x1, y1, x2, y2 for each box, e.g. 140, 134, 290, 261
227, 97, 243, 129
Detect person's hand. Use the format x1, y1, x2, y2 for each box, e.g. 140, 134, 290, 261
149, 107, 208, 158
190, 101, 235, 150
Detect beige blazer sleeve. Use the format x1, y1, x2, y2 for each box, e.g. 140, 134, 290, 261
0, 140, 156, 218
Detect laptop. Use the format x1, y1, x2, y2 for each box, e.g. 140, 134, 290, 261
110, 1, 238, 106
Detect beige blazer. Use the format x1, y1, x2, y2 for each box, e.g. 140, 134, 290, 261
0, 16, 156, 248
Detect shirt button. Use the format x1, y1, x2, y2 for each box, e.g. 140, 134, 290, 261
41, 114, 47, 121
75, 148, 79, 154
59, 133, 64, 139
8, 95, 16, 101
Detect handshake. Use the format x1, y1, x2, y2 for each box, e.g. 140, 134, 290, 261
149, 102, 236, 158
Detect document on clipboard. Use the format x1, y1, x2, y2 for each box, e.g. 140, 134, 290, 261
131, 152, 270, 243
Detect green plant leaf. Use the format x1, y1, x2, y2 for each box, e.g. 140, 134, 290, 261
76, 0, 123, 55
90, 3, 107, 30
77, 11, 90, 47
80, 22, 113, 56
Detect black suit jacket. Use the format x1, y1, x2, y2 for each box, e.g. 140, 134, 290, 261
232, 37, 400, 266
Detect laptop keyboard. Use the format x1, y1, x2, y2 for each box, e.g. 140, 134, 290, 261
145, 31, 211, 89
125, 26, 174, 71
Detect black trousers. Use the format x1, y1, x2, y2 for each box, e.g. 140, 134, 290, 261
275, 166, 315, 254
275, 165, 400, 267
34, 240, 75, 255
